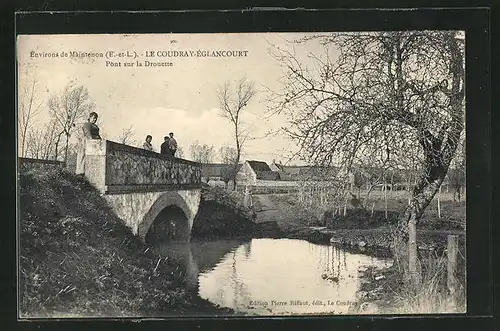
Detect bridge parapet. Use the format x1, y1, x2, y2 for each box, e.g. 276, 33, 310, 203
85, 139, 202, 194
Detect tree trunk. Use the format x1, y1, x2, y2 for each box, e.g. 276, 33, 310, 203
399, 174, 446, 230
407, 178, 412, 205
384, 183, 388, 219
390, 171, 394, 192
231, 159, 239, 191
64, 133, 70, 164
395, 153, 451, 283
437, 185, 442, 218
54, 132, 63, 161
21, 124, 28, 157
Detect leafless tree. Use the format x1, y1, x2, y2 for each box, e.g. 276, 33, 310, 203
217, 77, 257, 190
25, 119, 58, 160
269, 31, 465, 282
18, 67, 43, 157
190, 141, 215, 183
190, 141, 215, 163
176, 146, 184, 159
219, 146, 239, 189
219, 145, 238, 164
117, 126, 137, 145
48, 81, 96, 162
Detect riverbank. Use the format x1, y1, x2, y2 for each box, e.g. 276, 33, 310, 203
349, 249, 466, 315
19, 166, 233, 317
251, 193, 466, 315
19, 167, 465, 317
251, 193, 465, 250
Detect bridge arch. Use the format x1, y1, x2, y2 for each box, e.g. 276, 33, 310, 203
138, 191, 195, 242
82, 140, 202, 242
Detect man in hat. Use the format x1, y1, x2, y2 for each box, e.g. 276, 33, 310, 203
168, 132, 178, 157
160, 136, 170, 155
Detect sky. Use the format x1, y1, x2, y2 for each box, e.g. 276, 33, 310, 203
17, 33, 336, 165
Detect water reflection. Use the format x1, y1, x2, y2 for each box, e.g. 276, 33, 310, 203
153, 239, 246, 291
155, 238, 392, 315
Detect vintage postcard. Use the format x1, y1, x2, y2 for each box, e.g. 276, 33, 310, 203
17, 31, 466, 318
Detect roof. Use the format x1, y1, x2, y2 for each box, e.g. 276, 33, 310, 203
281, 165, 308, 175
246, 160, 272, 172
269, 162, 285, 172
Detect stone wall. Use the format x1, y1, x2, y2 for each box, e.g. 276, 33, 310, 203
84, 140, 201, 193
83, 140, 202, 242
105, 141, 201, 188
104, 189, 202, 239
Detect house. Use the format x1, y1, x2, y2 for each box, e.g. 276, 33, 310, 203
236, 160, 281, 186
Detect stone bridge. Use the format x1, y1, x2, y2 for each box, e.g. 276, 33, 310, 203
83, 139, 202, 243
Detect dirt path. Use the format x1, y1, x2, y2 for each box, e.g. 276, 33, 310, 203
252, 194, 283, 223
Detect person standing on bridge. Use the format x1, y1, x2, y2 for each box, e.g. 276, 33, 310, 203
160, 136, 170, 155
76, 112, 102, 175
143, 135, 153, 151
168, 132, 178, 157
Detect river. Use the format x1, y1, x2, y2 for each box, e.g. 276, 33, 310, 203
154, 237, 393, 315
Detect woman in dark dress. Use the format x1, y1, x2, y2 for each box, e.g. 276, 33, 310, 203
76, 112, 101, 175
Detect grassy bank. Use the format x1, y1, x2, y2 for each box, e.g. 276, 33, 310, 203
19, 167, 232, 318
353, 248, 466, 314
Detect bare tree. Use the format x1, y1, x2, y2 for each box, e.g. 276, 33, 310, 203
190, 141, 215, 163
25, 119, 58, 160
176, 146, 184, 158
219, 146, 238, 164
48, 81, 96, 162
117, 126, 137, 145
219, 146, 239, 189
190, 141, 215, 183
217, 77, 257, 190
18, 67, 43, 157
269, 31, 465, 281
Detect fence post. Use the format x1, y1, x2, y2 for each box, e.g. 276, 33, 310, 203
343, 194, 347, 216
408, 218, 420, 285
243, 185, 250, 208
447, 234, 458, 308
384, 184, 388, 219
437, 185, 442, 219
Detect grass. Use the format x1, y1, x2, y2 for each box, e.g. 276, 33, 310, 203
392, 251, 466, 314
19, 166, 231, 318
355, 244, 466, 315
